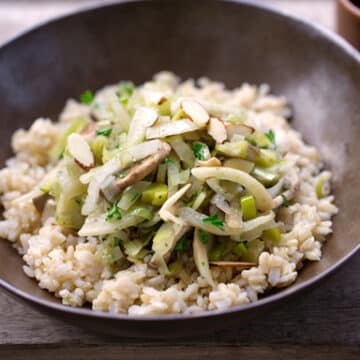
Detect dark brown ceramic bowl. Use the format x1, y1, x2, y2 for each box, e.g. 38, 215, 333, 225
0, 0, 359, 338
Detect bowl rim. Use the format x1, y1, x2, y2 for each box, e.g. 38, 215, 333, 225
0, 0, 359, 322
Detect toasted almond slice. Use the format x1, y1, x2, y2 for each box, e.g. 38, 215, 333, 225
181, 99, 210, 127
134, 106, 159, 127
226, 124, 255, 139
210, 261, 256, 268
80, 122, 98, 140
144, 91, 167, 105
198, 157, 222, 167
68, 133, 95, 170
208, 117, 227, 143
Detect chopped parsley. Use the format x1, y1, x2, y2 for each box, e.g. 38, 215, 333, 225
96, 128, 112, 137
281, 194, 289, 207
175, 237, 191, 251
203, 212, 224, 231
80, 90, 94, 105
131, 192, 141, 202
106, 201, 122, 221
265, 129, 276, 145
118, 171, 128, 179
192, 143, 207, 160
199, 230, 209, 244
162, 157, 174, 164
116, 81, 135, 106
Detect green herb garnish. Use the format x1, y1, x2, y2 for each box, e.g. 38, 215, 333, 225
199, 230, 209, 244
281, 194, 289, 207
80, 90, 94, 105
96, 128, 112, 137
162, 157, 174, 164
175, 237, 191, 251
106, 201, 122, 221
131, 192, 141, 202
203, 212, 224, 231
265, 129, 276, 145
192, 143, 207, 160
116, 81, 135, 106
118, 171, 128, 179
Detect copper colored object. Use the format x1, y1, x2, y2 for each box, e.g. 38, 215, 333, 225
337, 0, 360, 49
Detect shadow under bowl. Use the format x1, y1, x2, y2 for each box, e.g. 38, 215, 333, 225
0, 0, 359, 338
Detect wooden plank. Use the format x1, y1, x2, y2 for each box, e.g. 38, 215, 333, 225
0, 345, 359, 360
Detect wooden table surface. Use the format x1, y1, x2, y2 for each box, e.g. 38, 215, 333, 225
0, 1, 359, 359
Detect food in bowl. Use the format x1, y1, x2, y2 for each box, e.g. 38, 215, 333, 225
0, 72, 337, 315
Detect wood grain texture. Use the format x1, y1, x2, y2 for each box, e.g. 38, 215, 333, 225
0, 0, 359, 357
0, 345, 359, 360
0, 254, 359, 346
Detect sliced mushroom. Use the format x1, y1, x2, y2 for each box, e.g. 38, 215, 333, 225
67, 133, 95, 170
210, 261, 256, 268
208, 117, 227, 143
32, 193, 52, 213
272, 169, 300, 209
101, 141, 171, 201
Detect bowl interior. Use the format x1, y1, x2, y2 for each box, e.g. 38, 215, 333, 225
0, 0, 359, 312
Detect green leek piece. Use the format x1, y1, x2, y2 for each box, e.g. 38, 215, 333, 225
156, 163, 167, 184
122, 238, 149, 258
255, 132, 272, 148
223, 158, 254, 173
168, 136, 195, 168
151, 222, 179, 274
55, 195, 84, 229
251, 166, 280, 187
262, 227, 281, 245
102, 148, 118, 163
192, 191, 208, 210
159, 99, 171, 116
91, 135, 109, 164
226, 114, 244, 124
254, 149, 278, 168
240, 194, 257, 221
128, 206, 153, 220
193, 229, 214, 286
142, 183, 168, 206
233, 241, 248, 258
168, 259, 183, 276
216, 141, 248, 159
118, 181, 151, 211
51, 117, 88, 160
315, 177, 329, 199
116, 81, 135, 106
209, 241, 226, 261
241, 239, 264, 262
172, 109, 186, 121
96, 236, 123, 264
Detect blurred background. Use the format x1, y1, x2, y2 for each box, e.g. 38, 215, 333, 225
0, 0, 335, 43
